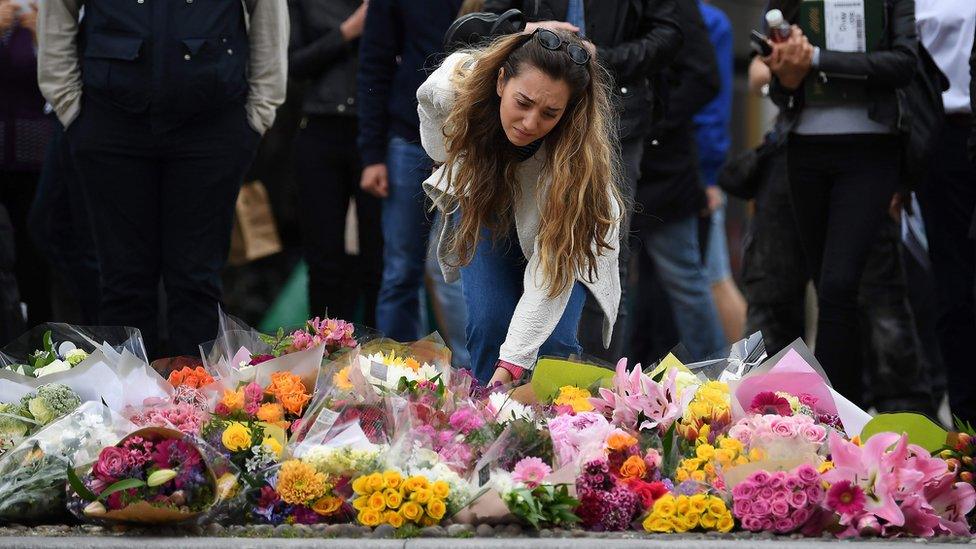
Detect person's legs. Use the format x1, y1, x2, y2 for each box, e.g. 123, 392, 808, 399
792, 136, 901, 405
160, 106, 259, 356
0, 170, 52, 326
644, 215, 725, 360
578, 137, 641, 361
376, 137, 435, 340
917, 123, 976, 424
460, 231, 524, 383
68, 102, 163, 353
295, 116, 357, 320
427, 214, 471, 368
354, 181, 384, 329
705, 205, 747, 342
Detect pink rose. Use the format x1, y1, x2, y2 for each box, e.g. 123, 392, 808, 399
750, 470, 770, 485
773, 488, 791, 503
790, 490, 809, 509
751, 500, 771, 516
732, 481, 757, 499
770, 472, 787, 490
799, 393, 817, 407
244, 402, 260, 416
786, 476, 804, 491
644, 449, 662, 470
793, 506, 812, 527
805, 484, 824, 503
795, 464, 820, 485
728, 424, 753, 445
771, 499, 790, 517
774, 517, 796, 533
771, 417, 798, 438
243, 382, 263, 404
761, 518, 774, 531
742, 516, 763, 531
759, 487, 774, 500
92, 446, 129, 482
733, 499, 751, 517
802, 424, 827, 443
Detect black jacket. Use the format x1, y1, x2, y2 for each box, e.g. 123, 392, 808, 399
769, 0, 919, 133
485, 0, 683, 139
970, 24, 976, 164
634, 0, 720, 228
356, 0, 464, 166
289, 0, 360, 117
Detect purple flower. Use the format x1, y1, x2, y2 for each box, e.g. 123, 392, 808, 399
291, 505, 322, 525
804, 484, 824, 503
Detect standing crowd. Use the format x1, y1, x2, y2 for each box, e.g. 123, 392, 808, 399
0, 0, 974, 424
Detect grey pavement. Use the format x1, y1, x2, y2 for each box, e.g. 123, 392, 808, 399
1, 538, 975, 549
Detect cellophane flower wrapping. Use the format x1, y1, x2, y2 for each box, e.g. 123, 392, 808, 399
0, 402, 136, 522
0, 324, 147, 379
67, 425, 241, 525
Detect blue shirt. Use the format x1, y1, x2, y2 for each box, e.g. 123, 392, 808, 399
693, 1, 733, 186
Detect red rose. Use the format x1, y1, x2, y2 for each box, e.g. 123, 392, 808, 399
92, 446, 129, 483
625, 478, 669, 510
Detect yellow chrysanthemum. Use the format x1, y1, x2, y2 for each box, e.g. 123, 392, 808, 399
277, 460, 328, 505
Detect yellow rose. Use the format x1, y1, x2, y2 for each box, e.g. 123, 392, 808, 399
353, 496, 369, 511
699, 513, 718, 529
717, 514, 734, 533
689, 494, 708, 514
426, 498, 447, 520
695, 444, 715, 461
262, 436, 283, 458
383, 471, 403, 490
358, 509, 382, 527
672, 515, 691, 533
652, 495, 676, 517
386, 510, 404, 529
735, 456, 749, 466
749, 448, 765, 461
368, 491, 387, 512
684, 512, 701, 530
707, 497, 727, 517
675, 496, 691, 516
221, 422, 252, 452
407, 476, 429, 491
312, 496, 343, 517
713, 449, 734, 464
676, 469, 690, 482
366, 473, 386, 493
432, 480, 450, 499
690, 470, 707, 483
400, 501, 423, 523
220, 389, 245, 412
352, 476, 368, 495
410, 488, 433, 505
643, 516, 673, 533
384, 489, 403, 509
703, 463, 716, 476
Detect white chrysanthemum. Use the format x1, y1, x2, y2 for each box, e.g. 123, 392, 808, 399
487, 392, 534, 424
357, 352, 440, 392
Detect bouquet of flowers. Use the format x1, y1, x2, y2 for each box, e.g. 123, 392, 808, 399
351, 470, 452, 528
641, 492, 734, 533
67, 427, 239, 524
1, 384, 82, 455
938, 421, 975, 527
489, 457, 580, 530
589, 359, 681, 435
251, 458, 353, 525
0, 324, 146, 379
0, 402, 135, 522
731, 464, 825, 533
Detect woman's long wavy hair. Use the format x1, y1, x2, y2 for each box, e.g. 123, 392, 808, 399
439, 30, 624, 299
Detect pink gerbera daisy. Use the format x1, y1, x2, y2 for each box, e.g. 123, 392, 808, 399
825, 480, 867, 517
512, 457, 552, 488
750, 391, 793, 416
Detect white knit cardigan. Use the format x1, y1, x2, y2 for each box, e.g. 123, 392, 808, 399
417, 52, 621, 369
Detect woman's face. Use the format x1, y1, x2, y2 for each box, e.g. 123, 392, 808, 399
496, 65, 572, 147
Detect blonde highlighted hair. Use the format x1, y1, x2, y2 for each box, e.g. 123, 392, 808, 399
439, 31, 624, 298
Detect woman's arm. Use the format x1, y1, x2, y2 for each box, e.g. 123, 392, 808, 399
417, 51, 472, 164
37, 0, 82, 128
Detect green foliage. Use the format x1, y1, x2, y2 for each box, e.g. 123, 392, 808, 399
259, 328, 294, 358
505, 483, 580, 530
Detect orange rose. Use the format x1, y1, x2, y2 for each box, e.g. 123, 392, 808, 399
606, 430, 639, 452
619, 455, 647, 479
280, 391, 311, 417
168, 366, 214, 389
266, 372, 306, 400
312, 496, 344, 517
256, 403, 285, 424
220, 388, 245, 412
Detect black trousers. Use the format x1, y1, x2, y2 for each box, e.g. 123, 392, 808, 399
294, 115, 382, 326
916, 122, 976, 425
68, 99, 260, 357
0, 170, 53, 326
787, 134, 901, 407
578, 136, 643, 362
29, 123, 101, 324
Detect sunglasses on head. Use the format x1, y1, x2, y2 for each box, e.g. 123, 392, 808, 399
529, 28, 590, 66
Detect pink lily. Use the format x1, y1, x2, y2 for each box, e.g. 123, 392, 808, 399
924, 472, 976, 536
824, 430, 904, 527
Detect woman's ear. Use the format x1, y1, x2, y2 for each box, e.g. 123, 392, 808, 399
496, 67, 506, 98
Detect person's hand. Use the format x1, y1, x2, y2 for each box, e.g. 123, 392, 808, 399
488, 367, 513, 387
524, 20, 580, 35
340, 0, 368, 42
360, 163, 389, 198
763, 26, 813, 90
0, 1, 17, 35
703, 186, 725, 215
19, 2, 38, 41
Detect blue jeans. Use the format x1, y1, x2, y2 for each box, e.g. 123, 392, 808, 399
644, 215, 725, 360
704, 204, 732, 284
460, 230, 586, 383
377, 136, 469, 365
